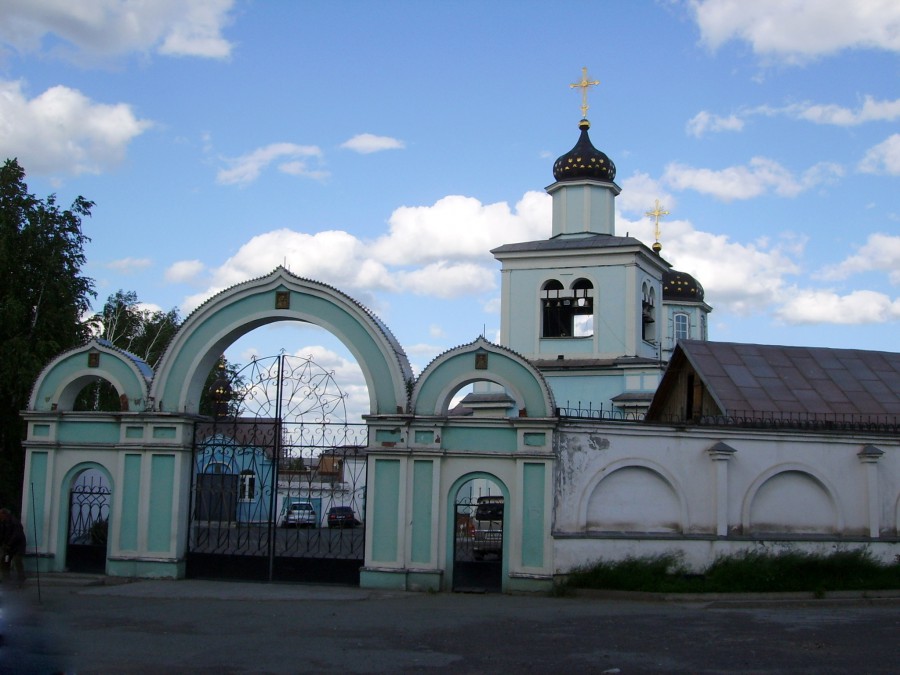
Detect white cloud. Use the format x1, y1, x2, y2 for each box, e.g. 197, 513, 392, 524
663, 157, 842, 201
784, 96, 900, 126
817, 233, 900, 284
617, 172, 674, 218
687, 97, 900, 138
398, 262, 497, 299
181, 192, 551, 313
182, 229, 397, 312
858, 134, 900, 175
165, 259, 206, 284
0, 80, 152, 175
216, 143, 326, 186
105, 257, 152, 273
619, 214, 802, 316
340, 133, 405, 154
0, 0, 235, 60
371, 191, 550, 265
774, 289, 900, 324
691, 0, 900, 63
686, 110, 744, 137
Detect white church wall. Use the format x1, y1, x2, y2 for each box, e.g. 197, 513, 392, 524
553, 421, 900, 574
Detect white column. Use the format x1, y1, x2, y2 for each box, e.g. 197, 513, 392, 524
707, 442, 737, 537
857, 445, 884, 539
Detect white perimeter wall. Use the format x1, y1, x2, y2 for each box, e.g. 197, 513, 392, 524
553, 422, 900, 573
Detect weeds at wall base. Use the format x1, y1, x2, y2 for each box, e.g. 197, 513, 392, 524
561, 549, 900, 594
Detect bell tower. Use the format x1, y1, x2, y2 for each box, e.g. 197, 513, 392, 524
491, 68, 670, 414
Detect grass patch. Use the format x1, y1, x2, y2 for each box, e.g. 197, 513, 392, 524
561, 549, 900, 594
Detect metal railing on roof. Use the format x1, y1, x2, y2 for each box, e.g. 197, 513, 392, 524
556, 402, 646, 422
557, 402, 900, 434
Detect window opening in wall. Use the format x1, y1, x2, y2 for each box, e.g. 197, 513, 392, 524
572, 278, 594, 337
238, 469, 256, 502
674, 313, 689, 342
541, 278, 594, 338
641, 283, 657, 342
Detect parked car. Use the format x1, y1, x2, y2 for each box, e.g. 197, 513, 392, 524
283, 501, 317, 528
472, 495, 503, 560
327, 506, 360, 528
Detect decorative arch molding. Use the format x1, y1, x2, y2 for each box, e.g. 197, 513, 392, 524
741, 463, 845, 533
150, 267, 413, 415
577, 458, 689, 532
412, 337, 555, 417
29, 339, 152, 412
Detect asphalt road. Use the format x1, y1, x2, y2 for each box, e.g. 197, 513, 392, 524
1, 576, 898, 674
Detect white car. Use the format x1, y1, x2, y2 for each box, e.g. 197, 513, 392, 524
282, 501, 317, 528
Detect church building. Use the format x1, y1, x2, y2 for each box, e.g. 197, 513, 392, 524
489, 74, 710, 416
17, 70, 899, 594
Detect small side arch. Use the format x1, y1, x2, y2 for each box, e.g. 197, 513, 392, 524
56, 462, 114, 573
446, 471, 510, 590
29, 339, 151, 412
412, 337, 555, 417
741, 463, 844, 534
578, 458, 689, 533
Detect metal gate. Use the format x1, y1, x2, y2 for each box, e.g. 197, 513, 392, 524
186, 354, 368, 584
453, 483, 503, 592
66, 470, 111, 574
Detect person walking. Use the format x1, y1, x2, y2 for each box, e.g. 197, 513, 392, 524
0, 507, 27, 588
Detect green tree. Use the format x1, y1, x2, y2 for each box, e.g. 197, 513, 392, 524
0, 159, 95, 509
90, 289, 180, 368
77, 290, 181, 411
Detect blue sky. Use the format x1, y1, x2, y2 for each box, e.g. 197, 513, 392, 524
2, 1, 899, 419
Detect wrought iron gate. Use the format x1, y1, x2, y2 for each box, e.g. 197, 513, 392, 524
187, 354, 368, 584
453, 486, 503, 592
67, 470, 111, 574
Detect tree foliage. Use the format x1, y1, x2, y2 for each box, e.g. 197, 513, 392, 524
0, 159, 95, 508
77, 290, 244, 418
89, 289, 180, 369
76, 290, 181, 412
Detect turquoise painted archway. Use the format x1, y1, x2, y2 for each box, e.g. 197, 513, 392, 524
29, 339, 152, 412
412, 337, 555, 417
151, 268, 413, 415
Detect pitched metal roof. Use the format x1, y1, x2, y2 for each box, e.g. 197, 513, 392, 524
677, 340, 900, 417
491, 233, 653, 255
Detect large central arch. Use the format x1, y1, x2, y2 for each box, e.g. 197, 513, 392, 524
151, 267, 413, 416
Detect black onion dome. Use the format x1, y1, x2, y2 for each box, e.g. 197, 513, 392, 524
552, 119, 616, 182
663, 269, 705, 302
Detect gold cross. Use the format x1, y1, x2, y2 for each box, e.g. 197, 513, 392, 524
570, 67, 600, 119
645, 199, 670, 243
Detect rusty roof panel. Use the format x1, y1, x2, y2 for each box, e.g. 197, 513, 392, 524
676, 340, 900, 418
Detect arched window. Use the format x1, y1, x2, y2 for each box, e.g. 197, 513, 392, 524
674, 313, 689, 342
541, 279, 567, 338
641, 282, 657, 342
541, 278, 594, 338
571, 278, 594, 337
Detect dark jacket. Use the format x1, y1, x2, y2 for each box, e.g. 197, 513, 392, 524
0, 515, 26, 555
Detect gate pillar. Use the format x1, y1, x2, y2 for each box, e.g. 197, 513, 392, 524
22, 412, 195, 578
361, 338, 558, 593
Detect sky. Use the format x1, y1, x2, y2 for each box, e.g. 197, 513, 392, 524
2, 0, 899, 421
